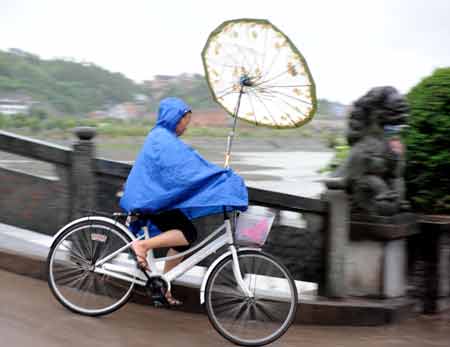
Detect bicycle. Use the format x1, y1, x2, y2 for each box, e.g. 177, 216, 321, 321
46, 209, 298, 346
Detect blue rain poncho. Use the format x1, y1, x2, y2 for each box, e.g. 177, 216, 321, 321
120, 97, 248, 225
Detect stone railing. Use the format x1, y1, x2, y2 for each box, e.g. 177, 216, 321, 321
0, 128, 332, 289
0, 130, 72, 235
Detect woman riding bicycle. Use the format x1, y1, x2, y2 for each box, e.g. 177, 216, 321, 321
119, 97, 248, 306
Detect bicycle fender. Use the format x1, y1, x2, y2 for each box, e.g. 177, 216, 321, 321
199, 247, 258, 305
51, 216, 136, 247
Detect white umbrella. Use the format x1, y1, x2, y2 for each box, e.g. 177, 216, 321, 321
201, 18, 317, 166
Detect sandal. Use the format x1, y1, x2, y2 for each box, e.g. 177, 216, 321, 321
130, 242, 150, 271
163, 291, 183, 307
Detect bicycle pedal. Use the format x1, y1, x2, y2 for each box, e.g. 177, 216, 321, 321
152, 300, 165, 308
151, 293, 164, 301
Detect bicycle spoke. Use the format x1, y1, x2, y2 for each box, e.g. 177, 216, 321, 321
53, 265, 86, 277
212, 283, 244, 298
228, 302, 250, 331
59, 244, 91, 266
211, 296, 245, 312
53, 261, 87, 272
48, 222, 135, 315
78, 274, 94, 309
68, 272, 90, 295
97, 237, 115, 262
78, 228, 93, 261
206, 252, 297, 345
55, 269, 88, 287
255, 300, 281, 322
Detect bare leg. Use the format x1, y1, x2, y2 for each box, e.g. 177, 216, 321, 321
133, 238, 187, 305
133, 229, 188, 253
164, 248, 183, 273
131, 230, 188, 269
163, 248, 184, 305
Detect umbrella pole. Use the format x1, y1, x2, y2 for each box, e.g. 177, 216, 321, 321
224, 87, 244, 168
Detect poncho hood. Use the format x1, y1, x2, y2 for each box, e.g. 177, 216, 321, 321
156, 97, 191, 133
120, 98, 248, 220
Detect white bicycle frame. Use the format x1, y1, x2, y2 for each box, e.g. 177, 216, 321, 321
92, 216, 255, 301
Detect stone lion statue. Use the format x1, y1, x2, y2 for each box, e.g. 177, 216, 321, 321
337, 86, 410, 216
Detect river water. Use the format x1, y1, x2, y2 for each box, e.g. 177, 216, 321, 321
233, 150, 334, 198
0, 131, 335, 198
0, 140, 334, 198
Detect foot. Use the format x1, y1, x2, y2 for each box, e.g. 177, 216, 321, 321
131, 241, 149, 271
164, 291, 183, 307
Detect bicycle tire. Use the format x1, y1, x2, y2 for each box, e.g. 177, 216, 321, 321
46, 219, 137, 316
205, 250, 298, 346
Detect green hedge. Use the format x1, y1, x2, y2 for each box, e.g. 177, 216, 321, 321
404, 68, 450, 214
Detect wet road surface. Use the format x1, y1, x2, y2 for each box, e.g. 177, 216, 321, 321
1, 269, 449, 347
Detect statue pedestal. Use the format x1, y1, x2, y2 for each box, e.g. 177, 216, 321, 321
416, 215, 450, 313
346, 213, 418, 298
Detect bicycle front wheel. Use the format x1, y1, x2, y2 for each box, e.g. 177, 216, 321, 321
47, 220, 137, 316
205, 250, 298, 346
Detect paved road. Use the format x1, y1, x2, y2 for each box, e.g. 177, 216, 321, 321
1, 269, 449, 347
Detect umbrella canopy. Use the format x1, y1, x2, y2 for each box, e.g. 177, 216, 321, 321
202, 18, 317, 128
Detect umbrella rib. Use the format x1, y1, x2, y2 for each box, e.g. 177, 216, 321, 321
248, 89, 279, 127
216, 55, 231, 96
253, 68, 293, 88
249, 89, 298, 126
249, 29, 266, 77
277, 95, 308, 120
206, 58, 240, 87
206, 58, 239, 70
216, 89, 239, 102
263, 88, 312, 106
260, 25, 270, 78
255, 44, 282, 85
244, 26, 263, 69
215, 85, 235, 97
244, 91, 259, 125
221, 43, 252, 77
262, 84, 312, 89
259, 91, 297, 127
258, 88, 309, 119
228, 41, 260, 70
238, 49, 253, 78
215, 42, 242, 67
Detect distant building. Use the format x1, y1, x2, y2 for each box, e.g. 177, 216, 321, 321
189, 109, 231, 127
87, 110, 108, 118
154, 75, 176, 81
133, 94, 149, 104
143, 75, 176, 92
0, 99, 30, 115
142, 74, 200, 101
106, 102, 147, 119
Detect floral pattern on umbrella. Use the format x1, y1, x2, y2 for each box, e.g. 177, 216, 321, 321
202, 18, 317, 128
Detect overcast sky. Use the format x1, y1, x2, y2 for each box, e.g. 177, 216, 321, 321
1, 0, 449, 104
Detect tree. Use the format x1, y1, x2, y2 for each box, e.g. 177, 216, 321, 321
404, 68, 450, 214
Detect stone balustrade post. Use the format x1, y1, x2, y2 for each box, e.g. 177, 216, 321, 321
321, 178, 349, 298
419, 217, 450, 313
70, 127, 97, 220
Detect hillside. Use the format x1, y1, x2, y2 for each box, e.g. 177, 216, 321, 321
0, 49, 143, 115
145, 74, 346, 117
0, 48, 346, 117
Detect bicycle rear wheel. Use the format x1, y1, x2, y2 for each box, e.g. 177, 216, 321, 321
47, 220, 137, 316
205, 250, 298, 346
